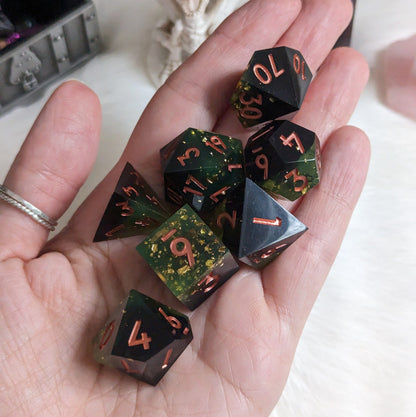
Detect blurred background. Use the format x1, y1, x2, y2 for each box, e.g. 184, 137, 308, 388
0, 1, 415, 416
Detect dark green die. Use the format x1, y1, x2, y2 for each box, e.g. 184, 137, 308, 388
160, 128, 244, 213
93, 289, 192, 386
94, 162, 171, 241
136, 205, 239, 310
245, 120, 321, 201
231, 46, 312, 128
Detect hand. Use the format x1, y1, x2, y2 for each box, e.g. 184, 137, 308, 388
0, 0, 370, 416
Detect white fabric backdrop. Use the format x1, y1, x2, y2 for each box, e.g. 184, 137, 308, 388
0, 1, 415, 416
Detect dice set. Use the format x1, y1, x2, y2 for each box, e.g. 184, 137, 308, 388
92, 46, 318, 385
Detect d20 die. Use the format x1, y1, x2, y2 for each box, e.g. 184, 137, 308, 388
245, 120, 321, 201
94, 162, 171, 242
93, 289, 192, 386
136, 204, 239, 310
160, 128, 244, 213
239, 179, 307, 269
231, 46, 312, 127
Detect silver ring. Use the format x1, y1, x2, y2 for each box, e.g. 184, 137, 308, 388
0, 184, 58, 231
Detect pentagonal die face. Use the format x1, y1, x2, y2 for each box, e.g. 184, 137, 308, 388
160, 128, 244, 213
245, 120, 321, 201
93, 290, 193, 386
231, 46, 312, 127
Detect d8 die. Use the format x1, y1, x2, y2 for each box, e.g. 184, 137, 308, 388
160, 128, 244, 213
94, 162, 171, 241
231, 46, 312, 127
199, 184, 244, 256
136, 204, 240, 310
93, 289, 192, 386
245, 120, 321, 201
238, 179, 308, 269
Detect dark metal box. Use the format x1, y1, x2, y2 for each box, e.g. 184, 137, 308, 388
0, 0, 100, 115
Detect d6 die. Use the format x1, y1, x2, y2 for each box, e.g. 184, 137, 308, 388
93, 289, 192, 386
231, 46, 312, 127
136, 205, 239, 310
245, 120, 321, 201
160, 128, 244, 213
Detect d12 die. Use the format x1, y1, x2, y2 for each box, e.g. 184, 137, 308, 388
238, 179, 307, 269
94, 162, 171, 242
160, 128, 244, 213
136, 204, 240, 310
245, 120, 321, 201
93, 289, 192, 386
231, 46, 312, 127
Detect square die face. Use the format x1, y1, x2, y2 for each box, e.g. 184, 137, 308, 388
136, 205, 239, 309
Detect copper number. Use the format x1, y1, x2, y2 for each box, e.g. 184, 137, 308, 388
116, 201, 134, 216
99, 320, 115, 350
158, 307, 182, 330
167, 187, 184, 205
128, 320, 152, 350
183, 175, 207, 196
210, 186, 231, 202
279, 131, 305, 154
285, 169, 308, 192
253, 53, 285, 84
198, 273, 220, 293
170, 237, 195, 268
252, 216, 282, 227
217, 210, 237, 229
205, 135, 227, 154
161, 349, 173, 370
293, 54, 306, 81
177, 147, 200, 167
239, 92, 263, 120
255, 154, 269, 180
105, 224, 125, 238
122, 186, 139, 197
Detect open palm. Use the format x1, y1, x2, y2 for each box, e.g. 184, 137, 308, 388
0, 1, 370, 416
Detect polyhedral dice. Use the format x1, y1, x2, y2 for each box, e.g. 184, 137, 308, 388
94, 162, 171, 241
238, 179, 308, 269
198, 184, 244, 256
160, 128, 244, 213
245, 120, 321, 201
231, 46, 312, 128
93, 289, 192, 386
136, 204, 240, 310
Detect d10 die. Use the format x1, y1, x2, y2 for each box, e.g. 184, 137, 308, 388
94, 162, 171, 242
93, 289, 192, 386
231, 46, 312, 127
136, 204, 240, 310
160, 128, 244, 213
238, 179, 307, 269
245, 120, 321, 201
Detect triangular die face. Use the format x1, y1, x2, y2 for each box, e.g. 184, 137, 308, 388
238, 179, 307, 259
94, 163, 170, 241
